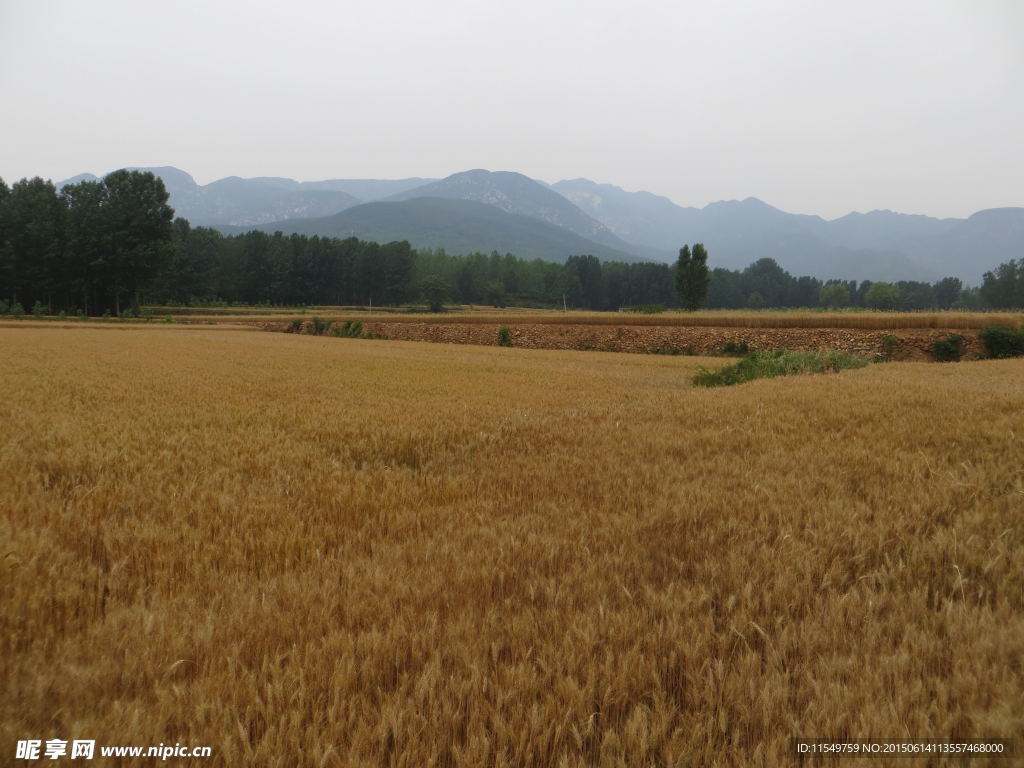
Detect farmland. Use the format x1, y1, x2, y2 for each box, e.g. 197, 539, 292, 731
1, 326, 1022, 766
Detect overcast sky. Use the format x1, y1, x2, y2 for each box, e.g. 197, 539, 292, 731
1, 0, 1021, 219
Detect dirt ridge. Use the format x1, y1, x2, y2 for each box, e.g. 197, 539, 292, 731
273, 320, 983, 361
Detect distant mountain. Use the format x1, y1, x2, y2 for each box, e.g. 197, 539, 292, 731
55, 167, 1020, 282
553, 178, 1022, 283
184, 175, 361, 226
218, 197, 642, 263
822, 209, 959, 251
920, 208, 1024, 281
57, 167, 434, 227
384, 169, 658, 258
298, 178, 434, 201
553, 178, 700, 253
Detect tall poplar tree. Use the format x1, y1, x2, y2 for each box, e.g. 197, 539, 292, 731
675, 243, 710, 310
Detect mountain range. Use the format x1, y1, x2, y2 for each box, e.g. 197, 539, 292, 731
57, 167, 1024, 283
220, 197, 641, 263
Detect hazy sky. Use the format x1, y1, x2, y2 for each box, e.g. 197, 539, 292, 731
1, 0, 1021, 219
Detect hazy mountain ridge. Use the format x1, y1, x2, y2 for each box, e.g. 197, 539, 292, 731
57, 167, 435, 227
553, 178, 1022, 283
383, 170, 645, 254
54, 166, 1023, 281
217, 197, 642, 264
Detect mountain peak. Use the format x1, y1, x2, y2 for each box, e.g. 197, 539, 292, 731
126, 166, 198, 188
383, 169, 637, 254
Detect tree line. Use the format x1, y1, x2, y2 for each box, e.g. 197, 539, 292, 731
1, 171, 1020, 314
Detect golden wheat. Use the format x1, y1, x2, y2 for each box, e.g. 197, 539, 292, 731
1, 327, 1022, 767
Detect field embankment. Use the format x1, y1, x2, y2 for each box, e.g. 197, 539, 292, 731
281, 319, 993, 361
2, 327, 1022, 766
168, 308, 1024, 330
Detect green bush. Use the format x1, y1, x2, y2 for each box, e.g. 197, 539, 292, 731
694, 349, 871, 387
930, 333, 965, 362
288, 318, 304, 333
331, 320, 365, 338
497, 325, 512, 347
721, 340, 750, 356
32, 301, 45, 318
0, 300, 9, 315
311, 316, 330, 336
979, 325, 1024, 359
879, 333, 899, 361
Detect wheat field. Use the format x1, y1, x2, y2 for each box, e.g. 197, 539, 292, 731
1, 327, 1022, 766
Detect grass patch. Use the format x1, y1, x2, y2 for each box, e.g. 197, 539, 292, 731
694, 348, 871, 387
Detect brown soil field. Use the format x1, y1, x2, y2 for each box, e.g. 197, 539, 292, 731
2, 326, 1022, 766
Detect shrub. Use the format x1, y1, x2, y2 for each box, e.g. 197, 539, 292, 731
694, 349, 871, 387
0, 299, 9, 315
930, 333, 965, 362
721, 340, 750, 356
879, 333, 899, 361
31, 301, 45, 318
497, 325, 512, 347
311, 317, 330, 336
288, 318, 304, 333
978, 325, 1024, 359
331, 320, 365, 339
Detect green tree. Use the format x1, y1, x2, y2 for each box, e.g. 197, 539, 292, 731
100, 170, 175, 313
979, 260, 1023, 309
484, 280, 507, 308
819, 282, 851, 307
741, 258, 789, 307
933, 276, 963, 309
676, 243, 710, 311
4, 177, 65, 310
419, 275, 451, 312
61, 179, 109, 314
566, 254, 605, 309
0, 178, 11, 304
864, 281, 900, 310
